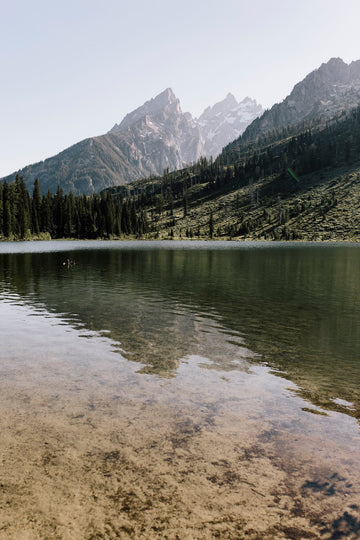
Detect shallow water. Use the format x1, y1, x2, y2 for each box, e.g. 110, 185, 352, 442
1, 240, 360, 538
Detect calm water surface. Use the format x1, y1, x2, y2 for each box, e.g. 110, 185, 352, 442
1, 240, 360, 538
1, 240, 359, 416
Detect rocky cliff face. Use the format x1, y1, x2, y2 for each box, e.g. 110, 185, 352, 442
110, 88, 206, 169
240, 57, 360, 143
198, 94, 263, 157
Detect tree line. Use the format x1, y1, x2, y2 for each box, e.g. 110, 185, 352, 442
0, 176, 149, 240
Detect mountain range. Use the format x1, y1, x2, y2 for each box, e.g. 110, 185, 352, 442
2, 57, 360, 199
106, 73, 360, 243
1, 90, 263, 195
1, 56, 360, 243
103, 57, 360, 243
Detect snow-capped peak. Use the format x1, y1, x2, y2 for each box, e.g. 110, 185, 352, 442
197, 94, 264, 157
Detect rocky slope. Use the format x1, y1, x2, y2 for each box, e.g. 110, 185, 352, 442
110, 88, 206, 169
236, 57, 360, 145
198, 94, 263, 157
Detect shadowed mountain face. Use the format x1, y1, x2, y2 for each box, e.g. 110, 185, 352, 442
1, 89, 262, 195
231, 57, 360, 147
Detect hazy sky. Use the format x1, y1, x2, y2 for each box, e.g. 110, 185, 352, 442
1, 0, 359, 177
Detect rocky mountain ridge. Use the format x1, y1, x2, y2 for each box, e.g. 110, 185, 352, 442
198, 94, 263, 157
3, 56, 359, 196
110, 88, 206, 168
236, 57, 360, 145
1, 89, 262, 195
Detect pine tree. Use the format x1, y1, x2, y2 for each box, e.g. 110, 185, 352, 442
53, 186, 65, 237
41, 191, 53, 235
121, 201, 131, 234
32, 179, 41, 234
209, 210, 214, 239
104, 192, 115, 236
64, 192, 76, 237
183, 191, 188, 217
2, 181, 12, 238
12, 175, 30, 238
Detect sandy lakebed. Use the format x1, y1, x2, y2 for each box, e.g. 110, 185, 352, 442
0, 299, 360, 539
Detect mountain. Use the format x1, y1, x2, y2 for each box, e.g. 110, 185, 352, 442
7, 56, 358, 197
229, 58, 360, 148
106, 102, 360, 242
198, 94, 263, 157
109, 88, 206, 168
101, 57, 360, 243
1, 89, 205, 195
3, 75, 360, 242
1, 89, 262, 195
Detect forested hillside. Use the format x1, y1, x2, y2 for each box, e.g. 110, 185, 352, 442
1, 106, 360, 242
106, 105, 360, 241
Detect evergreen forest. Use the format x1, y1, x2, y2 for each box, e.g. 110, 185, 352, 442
0, 176, 149, 240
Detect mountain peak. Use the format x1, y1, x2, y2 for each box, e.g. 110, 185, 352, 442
322, 57, 346, 67
197, 93, 264, 157
157, 87, 176, 103
111, 88, 181, 133
241, 96, 255, 104
290, 57, 359, 95
224, 92, 238, 106
317, 57, 349, 80
150, 88, 178, 109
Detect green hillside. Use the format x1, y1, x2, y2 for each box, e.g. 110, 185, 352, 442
105, 106, 360, 241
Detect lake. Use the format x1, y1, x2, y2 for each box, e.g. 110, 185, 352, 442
0, 240, 360, 539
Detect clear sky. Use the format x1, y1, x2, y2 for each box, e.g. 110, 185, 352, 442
1, 0, 359, 177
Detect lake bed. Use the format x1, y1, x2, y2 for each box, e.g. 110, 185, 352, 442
0, 241, 360, 539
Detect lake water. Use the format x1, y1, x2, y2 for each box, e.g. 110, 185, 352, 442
0, 240, 360, 539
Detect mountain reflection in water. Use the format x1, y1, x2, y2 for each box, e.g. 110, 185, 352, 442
1, 241, 360, 419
